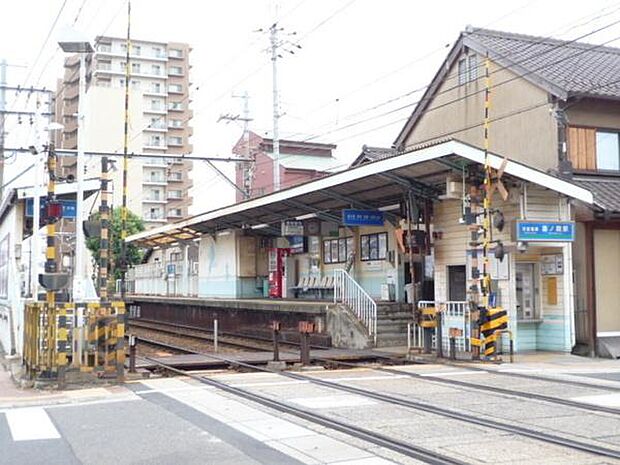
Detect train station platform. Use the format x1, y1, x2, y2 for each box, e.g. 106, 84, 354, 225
126, 295, 413, 349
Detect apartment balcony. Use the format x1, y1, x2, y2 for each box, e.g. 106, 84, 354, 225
143, 178, 167, 186
143, 214, 167, 223
167, 193, 183, 200
142, 197, 167, 204
95, 49, 168, 62
167, 86, 183, 94
168, 49, 184, 59
143, 158, 168, 167
167, 139, 183, 147
168, 69, 184, 77
167, 174, 183, 182
145, 120, 168, 132
168, 104, 184, 112
167, 211, 183, 219
143, 89, 168, 97
144, 106, 167, 115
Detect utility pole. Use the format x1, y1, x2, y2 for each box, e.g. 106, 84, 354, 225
270, 23, 281, 193
0, 59, 6, 202
218, 92, 253, 199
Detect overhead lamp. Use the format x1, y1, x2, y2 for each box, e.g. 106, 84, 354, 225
57, 26, 94, 53
216, 230, 232, 236
251, 223, 269, 230
295, 213, 317, 220
378, 203, 400, 212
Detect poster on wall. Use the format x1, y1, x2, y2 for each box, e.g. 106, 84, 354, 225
0, 234, 9, 299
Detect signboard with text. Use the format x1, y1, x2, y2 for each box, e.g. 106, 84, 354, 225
26, 199, 76, 219
342, 209, 384, 227
515, 221, 575, 242
281, 220, 304, 236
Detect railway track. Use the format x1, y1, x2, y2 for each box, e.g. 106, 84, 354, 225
130, 318, 620, 416
128, 318, 331, 352
140, 342, 620, 461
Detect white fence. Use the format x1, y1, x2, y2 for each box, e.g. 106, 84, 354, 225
334, 269, 377, 344
413, 300, 470, 352
125, 261, 199, 296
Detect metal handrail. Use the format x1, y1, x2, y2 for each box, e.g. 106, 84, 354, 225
333, 269, 377, 344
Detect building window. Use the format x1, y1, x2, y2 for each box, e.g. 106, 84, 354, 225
360, 232, 387, 261
323, 237, 353, 264
596, 131, 620, 171
152, 64, 161, 75
168, 83, 182, 93
168, 102, 183, 111
151, 82, 161, 93
169, 66, 183, 75
131, 80, 140, 89
133, 45, 141, 56
168, 136, 183, 146
168, 119, 182, 128
458, 54, 478, 85
168, 189, 182, 199
169, 171, 182, 180
468, 54, 478, 81
131, 62, 140, 73
169, 48, 183, 58
153, 46, 162, 57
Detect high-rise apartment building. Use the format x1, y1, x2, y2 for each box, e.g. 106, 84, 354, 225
54, 36, 193, 228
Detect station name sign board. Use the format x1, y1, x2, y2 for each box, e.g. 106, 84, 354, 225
515, 220, 575, 242
26, 199, 77, 219
281, 220, 304, 236
342, 209, 384, 227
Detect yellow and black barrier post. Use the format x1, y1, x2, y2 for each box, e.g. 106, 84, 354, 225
480, 307, 508, 358
420, 307, 437, 354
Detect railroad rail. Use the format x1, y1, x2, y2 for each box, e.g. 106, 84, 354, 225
128, 318, 331, 351
140, 342, 620, 461
131, 318, 620, 417
140, 355, 468, 465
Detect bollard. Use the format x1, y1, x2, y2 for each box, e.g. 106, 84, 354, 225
298, 321, 313, 366
449, 337, 456, 360
272, 321, 281, 362
407, 322, 411, 353
129, 334, 137, 374
213, 319, 218, 353
436, 311, 443, 358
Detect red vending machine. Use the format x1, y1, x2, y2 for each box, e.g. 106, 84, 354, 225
268, 248, 289, 298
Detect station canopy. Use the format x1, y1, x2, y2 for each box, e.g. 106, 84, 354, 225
127, 140, 594, 247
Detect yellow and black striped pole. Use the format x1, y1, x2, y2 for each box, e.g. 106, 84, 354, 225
99, 157, 110, 302
478, 54, 508, 358
120, 0, 131, 299
45, 144, 58, 307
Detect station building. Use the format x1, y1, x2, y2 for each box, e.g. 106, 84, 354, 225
126, 140, 595, 354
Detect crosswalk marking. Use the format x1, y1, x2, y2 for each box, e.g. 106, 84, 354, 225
5, 407, 61, 441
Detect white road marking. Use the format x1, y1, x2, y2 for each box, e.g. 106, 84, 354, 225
571, 393, 620, 408
5, 407, 61, 441
290, 394, 376, 409
420, 371, 488, 377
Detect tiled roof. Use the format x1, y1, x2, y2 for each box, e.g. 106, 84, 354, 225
467, 28, 620, 99
394, 27, 620, 148
349, 145, 397, 166
573, 176, 620, 213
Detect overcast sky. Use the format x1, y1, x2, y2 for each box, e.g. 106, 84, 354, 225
2, 0, 620, 214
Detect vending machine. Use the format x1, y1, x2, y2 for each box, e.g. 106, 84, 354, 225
268, 248, 287, 298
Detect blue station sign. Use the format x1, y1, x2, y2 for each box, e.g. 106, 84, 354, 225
25, 199, 77, 219
515, 220, 575, 242
342, 209, 384, 227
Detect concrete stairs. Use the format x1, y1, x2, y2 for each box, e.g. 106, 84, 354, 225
375, 303, 413, 347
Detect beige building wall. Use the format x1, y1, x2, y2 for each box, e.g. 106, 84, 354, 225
404, 59, 558, 171
82, 86, 146, 214
594, 230, 620, 334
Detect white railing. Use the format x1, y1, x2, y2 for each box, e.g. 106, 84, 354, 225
333, 269, 377, 344
413, 300, 470, 352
